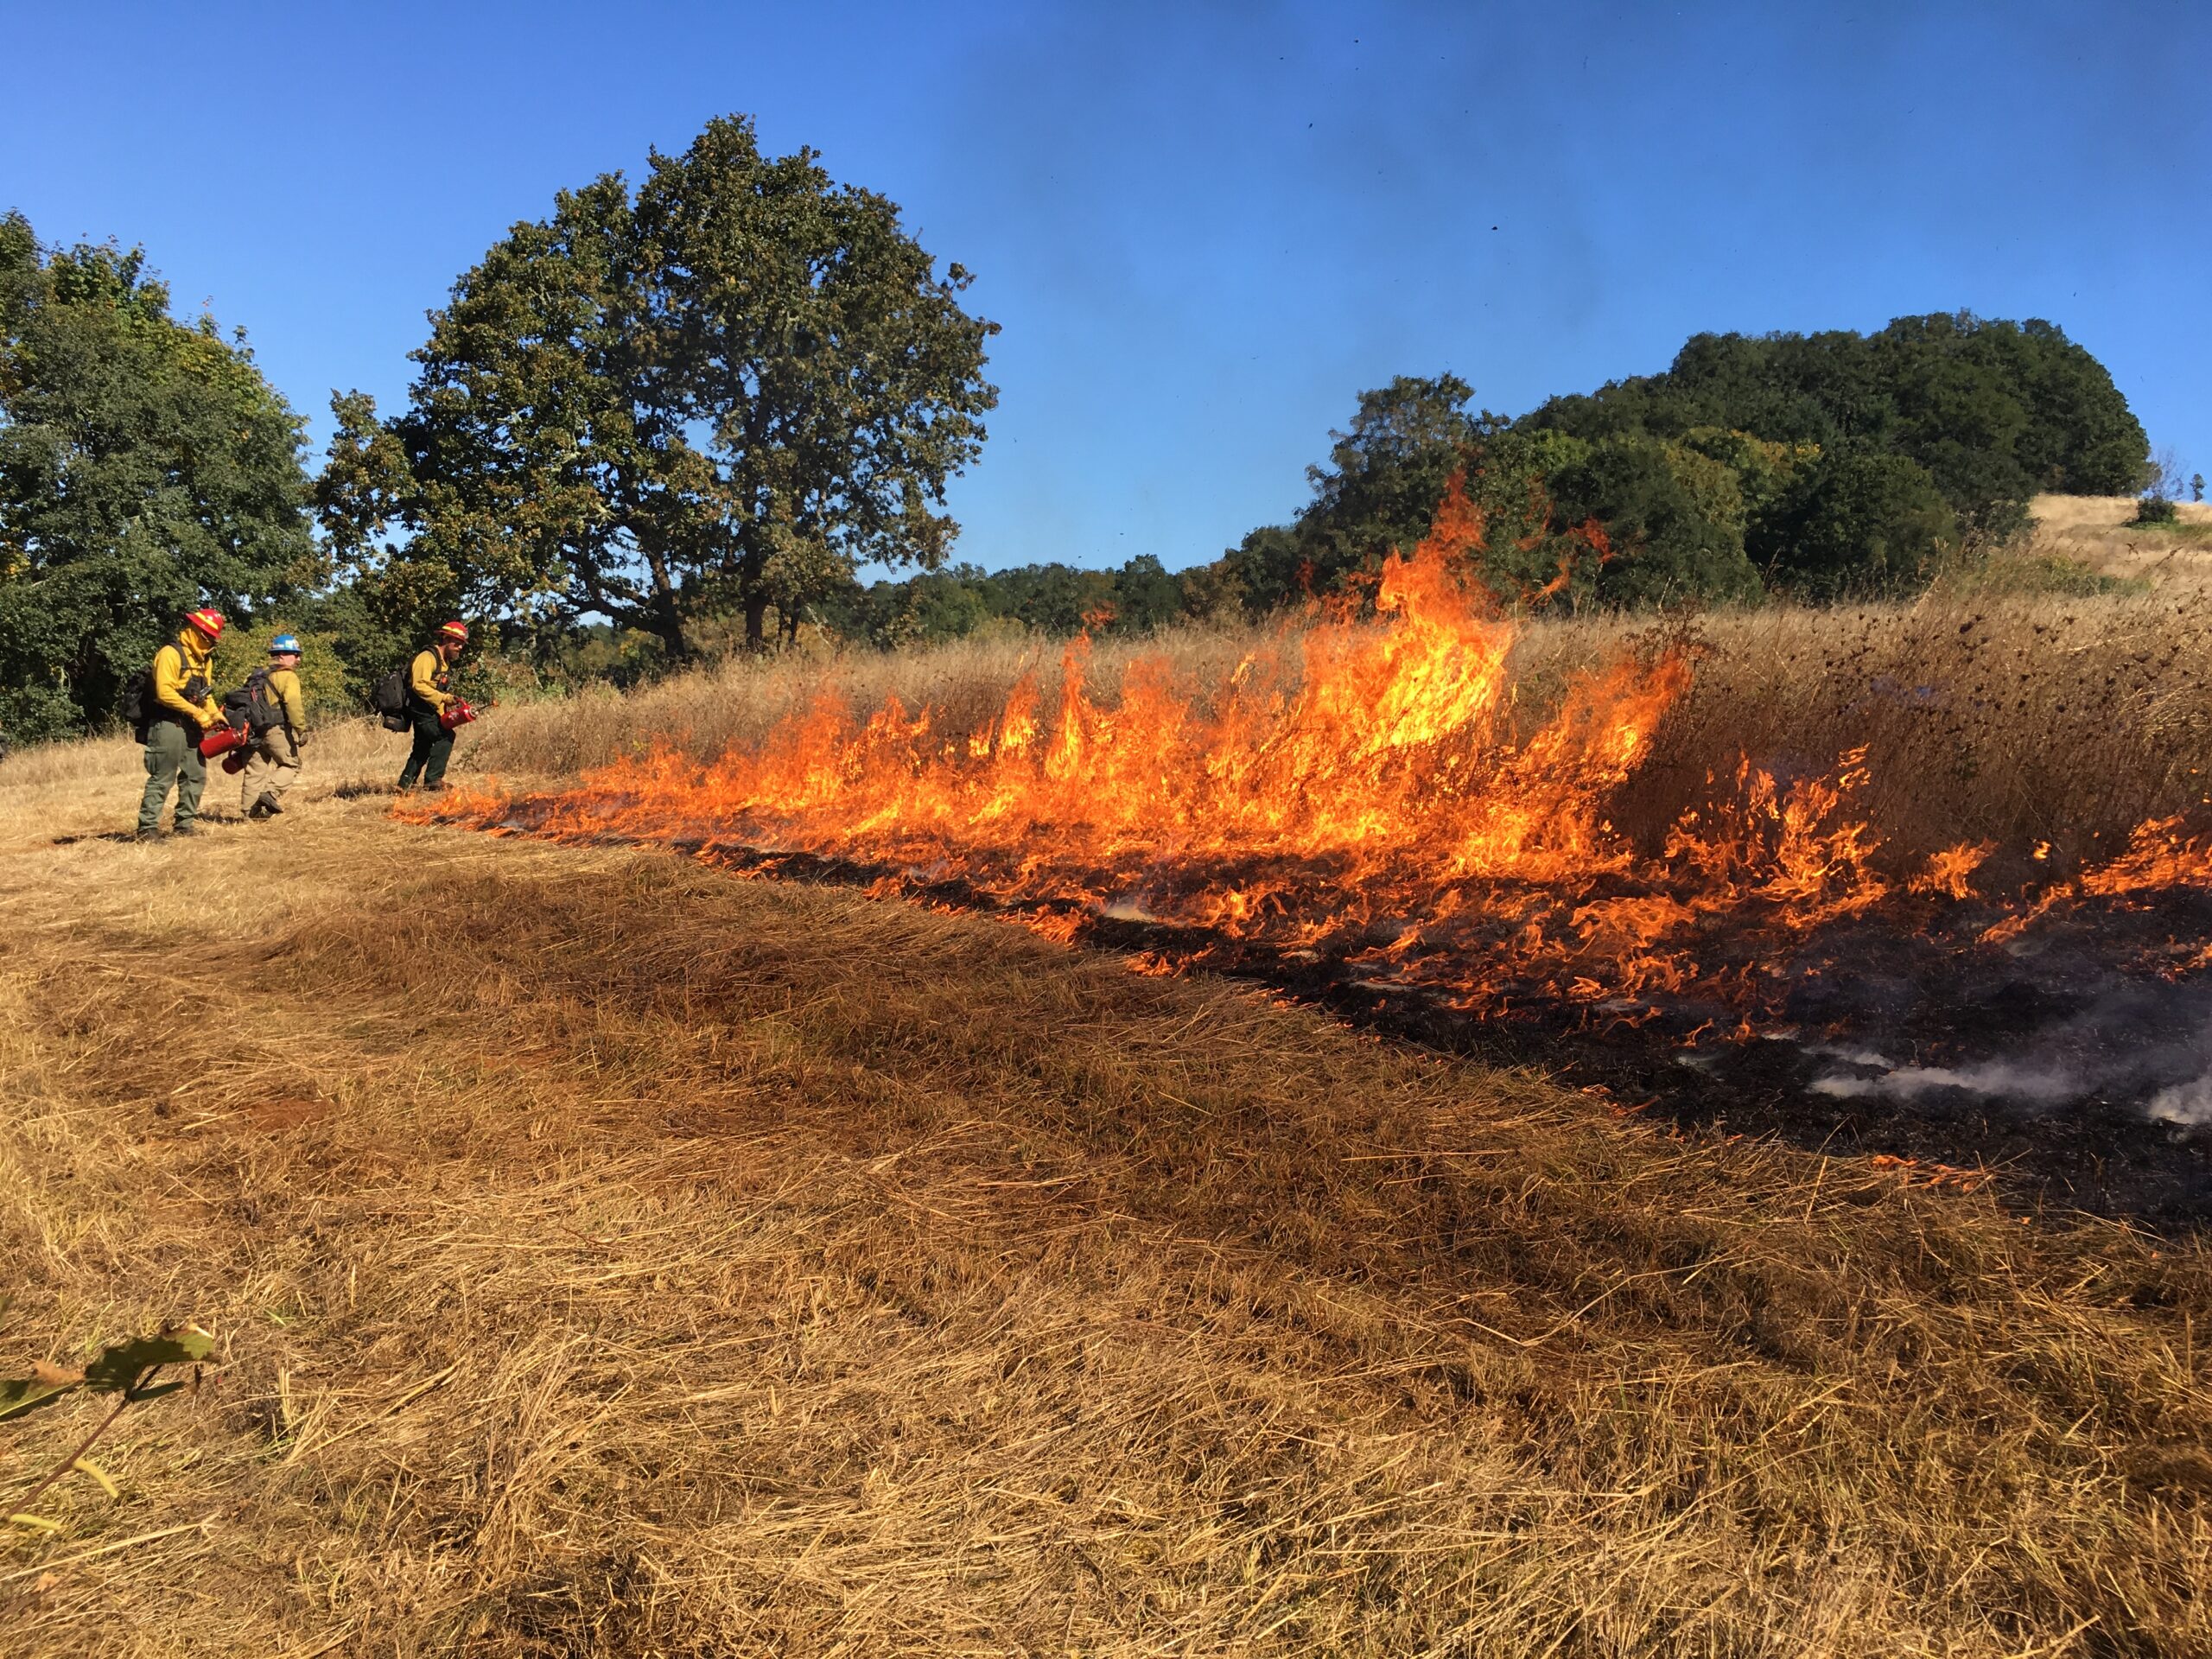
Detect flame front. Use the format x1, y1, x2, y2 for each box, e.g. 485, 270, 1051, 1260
410, 481, 2212, 1032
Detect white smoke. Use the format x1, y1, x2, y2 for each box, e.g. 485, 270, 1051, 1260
2146, 1076, 2212, 1127
1810, 1059, 2078, 1105
1802, 984, 2212, 1129
1796, 1039, 1903, 1071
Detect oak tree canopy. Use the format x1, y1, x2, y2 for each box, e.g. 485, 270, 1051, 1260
320, 114, 1000, 655
0, 213, 315, 740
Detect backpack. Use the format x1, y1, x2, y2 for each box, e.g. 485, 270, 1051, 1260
118, 668, 154, 740
119, 648, 211, 740
371, 664, 413, 732
221, 666, 285, 734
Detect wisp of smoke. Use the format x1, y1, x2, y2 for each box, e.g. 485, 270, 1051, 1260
2146, 1077, 2212, 1127
1808, 982, 2212, 1127
1810, 1059, 2079, 1105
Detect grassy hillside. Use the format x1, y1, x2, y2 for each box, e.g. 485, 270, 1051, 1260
2024, 493, 2212, 588
3, 595, 2210, 1655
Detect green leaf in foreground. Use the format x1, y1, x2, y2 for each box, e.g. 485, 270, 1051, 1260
0, 1363, 85, 1424
79, 1325, 214, 1394
3, 1324, 214, 1424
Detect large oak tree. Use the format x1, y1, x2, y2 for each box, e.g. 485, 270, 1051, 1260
321, 116, 1000, 655
0, 213, 315, 740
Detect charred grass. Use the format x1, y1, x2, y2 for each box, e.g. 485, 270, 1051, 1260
2, 768, 2210, 1653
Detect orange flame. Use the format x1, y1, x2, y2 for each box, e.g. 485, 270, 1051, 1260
402, 479, 2212, 1027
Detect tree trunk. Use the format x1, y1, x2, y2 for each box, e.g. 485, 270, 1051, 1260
645, 550, 689, 660
743, 594, 770, 651
652, 596, 690, 662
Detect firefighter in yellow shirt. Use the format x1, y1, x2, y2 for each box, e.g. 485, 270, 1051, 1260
397, 620, 469, 791
240, 633, 309, 820
137, 609, 226, 839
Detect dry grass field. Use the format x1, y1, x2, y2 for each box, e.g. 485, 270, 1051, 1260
3, 583, 2212, 1656
468, 556, 2212, 876
2021, 494, 2212, 589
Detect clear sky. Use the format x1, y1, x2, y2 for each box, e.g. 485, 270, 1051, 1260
5, 1, 2206, 573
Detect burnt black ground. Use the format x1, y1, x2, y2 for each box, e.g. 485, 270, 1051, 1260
1112, 891, 2212, 1231
475, 809, 2212, 1230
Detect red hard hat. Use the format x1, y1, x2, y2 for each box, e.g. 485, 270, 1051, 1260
438, 620, 469, 644
186, 608, 226, 643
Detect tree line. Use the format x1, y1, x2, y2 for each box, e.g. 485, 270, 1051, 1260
758, 316, 2153, 652
1205, 317, 2148, 621
0, 113, 2160, 741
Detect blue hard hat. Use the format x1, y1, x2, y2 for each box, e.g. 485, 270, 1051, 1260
269, 633, 302, 655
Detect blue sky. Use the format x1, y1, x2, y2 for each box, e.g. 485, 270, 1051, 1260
5, 1, 2206, 573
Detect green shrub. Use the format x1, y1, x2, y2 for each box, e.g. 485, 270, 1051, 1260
210, 620, 350, 718
0, 683, 84, 747
1548, 435, 1764, 606
1753, 450, 1959, 600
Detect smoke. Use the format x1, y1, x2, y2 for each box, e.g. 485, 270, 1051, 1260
1810, 1059, 2078, 1105
2147, 1077, 2212, 1128
1803, 978, 2212, 1128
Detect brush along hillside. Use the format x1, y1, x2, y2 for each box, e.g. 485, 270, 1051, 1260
5, 594, 2212, 1658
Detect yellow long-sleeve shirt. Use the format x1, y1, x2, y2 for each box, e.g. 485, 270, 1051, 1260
151, 631, 221, 729
409, 649, 453, 715
263, 665, 307, 731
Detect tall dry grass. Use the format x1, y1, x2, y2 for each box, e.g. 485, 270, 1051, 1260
465, 581, 2212, 877
1519, 585, 2212, 868
0, 779, 2207, 1654
466, 626, 1262, 783
10, 571, 2208, 879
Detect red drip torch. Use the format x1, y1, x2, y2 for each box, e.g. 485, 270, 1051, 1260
198, 723, 251, 762
441, 698, 483, 733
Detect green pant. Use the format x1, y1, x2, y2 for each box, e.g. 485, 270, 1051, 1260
398, 709, 454, 791
138, 721, 207, 834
